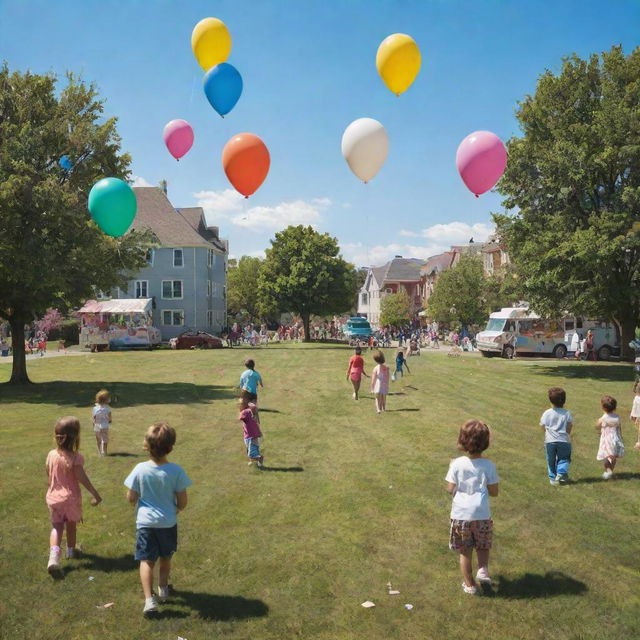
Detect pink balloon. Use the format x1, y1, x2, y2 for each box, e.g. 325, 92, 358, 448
456, 131, 507, 197
163, 119, 194, 160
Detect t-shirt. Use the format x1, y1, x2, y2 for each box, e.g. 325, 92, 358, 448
540, 407, 573, 443
631, 396, 640, 419
348, 355, 364, 373
92, 404, 111, 428
124, 461, 192, 529
445, 456, 499, 521
46, 449, 83, 507
239, 369, 262, 395
239, 407, 262, 439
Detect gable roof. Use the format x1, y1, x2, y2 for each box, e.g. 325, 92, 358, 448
176, 206, 227, 252
421, 251, 455, 276
369, 257, 424, 287
129, 187, 221, 249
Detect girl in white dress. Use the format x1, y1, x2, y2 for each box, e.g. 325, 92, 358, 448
631, 382, 640, 451
596, 395, 624, 479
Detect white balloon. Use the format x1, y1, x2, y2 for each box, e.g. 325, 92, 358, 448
341, 118, 389, 183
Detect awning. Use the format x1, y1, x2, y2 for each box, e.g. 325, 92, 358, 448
77, 298, 153, 314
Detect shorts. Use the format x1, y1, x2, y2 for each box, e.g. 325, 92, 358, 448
449, 519, 493, 550
94, 427, 109, 443
134, 525, 178, 561
245, 437, 262, 459
241, 390, 258, 403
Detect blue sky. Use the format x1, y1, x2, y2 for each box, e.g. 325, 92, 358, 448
1, 0, 638, 265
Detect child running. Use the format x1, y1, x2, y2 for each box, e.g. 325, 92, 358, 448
445, 420, 499, 595
596, 395, 624, 479
346, 346, 368, 400
370, 350, 390, 413
239, 397, 264, 468
46, 416, 102, 575
92, 389, 112, 456
393, 349, 410, 381
631, 382, 640, 451
124, 423, 191, 616
239, 359, 264, 404
540, 387, 573, 485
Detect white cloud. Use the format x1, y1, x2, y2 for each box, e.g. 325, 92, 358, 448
131, 175, 153, 188
412, 221, 493, 244
194, 189, 244, 223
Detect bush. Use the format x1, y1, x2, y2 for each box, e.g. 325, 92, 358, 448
47, 319, 80, 345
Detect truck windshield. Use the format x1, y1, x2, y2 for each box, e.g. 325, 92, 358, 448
485, 318, 506, 332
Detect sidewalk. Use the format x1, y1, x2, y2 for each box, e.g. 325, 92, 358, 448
0, 348, 86, 365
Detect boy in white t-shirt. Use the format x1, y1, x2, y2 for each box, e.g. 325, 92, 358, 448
540, 387, 573, 485
445, 420, 499, 595
92, 389, 112, 456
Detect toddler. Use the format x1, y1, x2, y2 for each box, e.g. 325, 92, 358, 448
370, 350, 390, 413
540, 387, 573, 485
596, 395, 624, 479
393, 349, 410, 381
631, 382, 640, 451
124, 423, 191, 616
46, 416, 102, 575
346, 346, 368, 400
445, 420, 499, 595
239, 398, 264, 467
92, 389, 112, 456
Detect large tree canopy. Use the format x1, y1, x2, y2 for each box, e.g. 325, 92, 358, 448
0, 66, 152, 383
258, 225, 357, 340
494, 46, 640, 356
227, 255, 263, 323
380, 290, 412, 327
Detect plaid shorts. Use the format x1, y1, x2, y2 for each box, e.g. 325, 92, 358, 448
449, 519, 493, 550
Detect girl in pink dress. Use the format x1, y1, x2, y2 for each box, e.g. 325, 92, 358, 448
370, 350, 390, 413
596, 395, 625, 480
46, 416, 102, 575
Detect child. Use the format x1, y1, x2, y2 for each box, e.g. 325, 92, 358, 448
92, 389, 112, 456
370, 350, 390, 413
631, 382, 640, 451
596, 395, 624, 479
346, 346, 368, 400
46, 416, 102, 575
239, 398, 264, 467
393, 349, 410, 381
445, 420, 499, 595
239, 359, 264, 404
540, 387, 573, 485
124, 423, 191, 616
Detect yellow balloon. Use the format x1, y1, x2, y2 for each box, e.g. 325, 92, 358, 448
376, 33, 421, 96
191, 17, 232, 71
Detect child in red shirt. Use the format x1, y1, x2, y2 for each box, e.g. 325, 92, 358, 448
239, 398, 263, 468
346, 346, 369, 400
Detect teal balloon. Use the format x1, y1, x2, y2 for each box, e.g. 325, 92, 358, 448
88, 178, 137, 237
203, 63, 243, 117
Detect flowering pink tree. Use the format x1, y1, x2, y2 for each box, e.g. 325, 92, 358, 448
35, 308, 63, 338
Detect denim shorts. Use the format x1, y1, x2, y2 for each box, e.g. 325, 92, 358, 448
245, 437, 261, 459
135, 525, 178, 561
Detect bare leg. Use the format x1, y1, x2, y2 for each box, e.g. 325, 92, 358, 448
50, 522, 65, 547
375, 394, 382, 412
351, 379, 361, 399
158, 557, 171, 588
66, 521, 77, 549
381, 394, 387, 411
95, 434, 102, 455
476, 548, 490, 573
139, 560, 155, 599
459, 547, 474, 587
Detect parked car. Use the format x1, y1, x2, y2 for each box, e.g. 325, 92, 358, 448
170, 330, 223, 350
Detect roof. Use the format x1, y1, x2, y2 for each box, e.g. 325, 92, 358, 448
370, 257, 424, 286
421, 252, 454, 276
129, 187, 222, 249
489, 306, 540, 320
450, 242, 486, 256
176, 206, 227, 252
78, 298, 153, 314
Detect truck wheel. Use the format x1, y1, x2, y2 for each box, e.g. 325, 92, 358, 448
553, 344, 567, 359
480, 350, 494, 358
597, 345, 612, 361
502, 345, 514, 359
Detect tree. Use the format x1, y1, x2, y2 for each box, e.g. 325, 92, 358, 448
0, 67, 152, 384
380, 290, 412, 327
494, 46, 640, 357
427, 255, 495, 327
227, 255, 263, 323
35, 308, 64, 337
258, 226, 358, 340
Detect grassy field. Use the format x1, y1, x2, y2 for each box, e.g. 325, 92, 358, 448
0, 344, 638, 640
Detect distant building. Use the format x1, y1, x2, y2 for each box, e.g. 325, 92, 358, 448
420, 251, 456, 304
108, 186, 228, 340
481, 240, 510, 276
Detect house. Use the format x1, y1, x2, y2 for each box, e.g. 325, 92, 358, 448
357, 256, 424, 327
481, 240, 510, 276
419, 251, 456, 304
109, 186, 228, 340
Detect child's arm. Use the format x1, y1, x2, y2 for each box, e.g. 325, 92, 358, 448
566, 420, 573, 435
488, 482, 499, 497
127, 489, 138, 505
176, 490, 188, 512
446, 482, 457, 495
74, 465, 102, 505
346, 360, 352, 379
404, 360, 410, 373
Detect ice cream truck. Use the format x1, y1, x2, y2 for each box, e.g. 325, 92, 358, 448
78, 299, 161, 351
476, 306, 618, 360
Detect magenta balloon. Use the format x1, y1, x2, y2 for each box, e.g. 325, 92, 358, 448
163, 119, 195, 160
456, 131, 507, 197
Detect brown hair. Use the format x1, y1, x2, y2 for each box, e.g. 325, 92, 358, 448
601, 395, 617, 412
244, 359, 255, 369
548, 387, 566, 408
144, 423, 176, 459
457, 419, 491, 455
373, 350, 385, 364
55, 416, 81, 453
95, 389, 110, 404
354, 346, 362, 355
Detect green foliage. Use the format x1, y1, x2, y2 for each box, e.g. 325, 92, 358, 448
379, 289, 412, 327
494, 46, 640, 355
258, 226, 357, 339
0, 66, 152, 382
227, 255, 263, 322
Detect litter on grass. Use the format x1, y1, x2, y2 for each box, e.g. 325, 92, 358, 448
404, 604, 414, 610
388, 590, 400, 595
361, 601, 376, 608
96, 602, 114, 609
88, 576, 95, 581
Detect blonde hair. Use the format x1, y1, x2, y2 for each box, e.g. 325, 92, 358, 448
55, 416, 81, 453
95, 389, 110, 404
144, 423, 176, 459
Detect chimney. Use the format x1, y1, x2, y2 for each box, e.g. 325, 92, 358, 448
159, 179, 167, 195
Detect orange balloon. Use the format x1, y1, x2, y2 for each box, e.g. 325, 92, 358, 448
222, 133, 270, 197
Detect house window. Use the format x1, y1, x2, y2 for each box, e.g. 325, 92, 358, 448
173, 249, 184, 267
135, 280, 148, 298
145, 248, 154, 265
162, 309, 184, 326
208, 250, 216, 267
385, 288, 392, 294
162, 280, 183, 299
223, 285, 226, 299
207, 310, 213, 326
207, 280, 212, 297
361, 292, 368, 305
95, 289, 108, 300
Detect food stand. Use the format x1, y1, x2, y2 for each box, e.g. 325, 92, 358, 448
78, 299, 161, 351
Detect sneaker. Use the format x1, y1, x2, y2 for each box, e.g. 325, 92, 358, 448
602, 470, 613, 480
462, 583, 477, 595
47, 547, 61, 574
352, 392, 356, 400
143, 597, 158, 616
256, 460, 264, 469
476, 568, 491, 584
556, 474, 569, 484
65, 547, 75, 559
549, 477, 559, 486
157, 585, 173, 602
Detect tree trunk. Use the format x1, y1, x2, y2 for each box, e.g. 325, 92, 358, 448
8, 316, 31, 384
301, 313, 311, 343
618, 315, 637, 362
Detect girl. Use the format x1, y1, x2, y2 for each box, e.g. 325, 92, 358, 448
239, 398, 263, 468
393, 349, 410, 381
46, 416, 102, 575
370, 350, 390, 413
445, 420, 499, 595
346, 346, 368, 400
632, 382, 640, 451
92, 389, 112, 456
596, 395, 624, 479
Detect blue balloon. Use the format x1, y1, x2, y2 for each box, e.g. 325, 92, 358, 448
59, 155, 73, 171
203, 63, 243, 117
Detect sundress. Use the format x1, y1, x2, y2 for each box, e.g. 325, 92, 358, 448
596, 413, 625, 460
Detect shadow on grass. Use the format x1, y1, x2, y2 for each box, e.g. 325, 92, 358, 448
153, 591, 269, 621
107, 452, 141, 458
493, 571, 587, 598
259, 408, 283, 414
386, 408, 420, 412
571, 472, 640, 484
77, 553, 138, 573
260, 465, 304, 472
528, 364, 632, 382
0, 381, 237, 406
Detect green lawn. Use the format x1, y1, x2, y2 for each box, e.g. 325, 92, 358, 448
0, 345, 638, 640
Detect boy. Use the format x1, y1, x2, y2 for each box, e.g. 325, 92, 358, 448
239, 398, 264, 467
540, 387, 573, 485
239, 359, 264, 404
124, 423, 191, 616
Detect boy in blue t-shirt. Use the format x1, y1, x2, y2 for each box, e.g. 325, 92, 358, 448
540, 387, 573, 485
124, 423, 191, 616
239, 359, 264, 404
